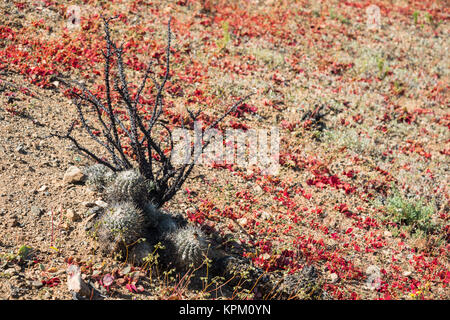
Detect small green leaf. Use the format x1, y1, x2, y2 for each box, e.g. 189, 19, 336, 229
17, 245, 32, 259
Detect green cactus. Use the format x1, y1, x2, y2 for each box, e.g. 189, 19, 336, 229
97, 202, 147, 254
166, 225, 209, 268
105, 169, 148, 204
84, 164, 116, 192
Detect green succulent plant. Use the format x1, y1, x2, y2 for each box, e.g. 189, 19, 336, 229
105, 169, 149, 204
97, 202, 147, 254
166, 225, 209, 269
84, 163, 116, 192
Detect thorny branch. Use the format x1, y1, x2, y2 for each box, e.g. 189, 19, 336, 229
54, 16, 252, 206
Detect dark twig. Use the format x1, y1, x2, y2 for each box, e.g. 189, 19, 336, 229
55, 17, 251, 207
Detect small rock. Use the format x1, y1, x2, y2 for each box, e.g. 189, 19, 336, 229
63, 166, 85, 184
237, 217, 248, 227
67, 265, 89, 295
30, 206, 43, 217
260, 211, 272, 221
30, 280, 43, 289
403, 271, 412, 277
38, 185, 48, 192
4, 268, 16, 276
323, 215, 337, 228
15, 145, 27, 155
94, 200, 108, 208
86, 206, 102, 216
66, 209, 81, 222
67, 265, 103, 300
329, 273, 339, 284
84, 215, 98, 231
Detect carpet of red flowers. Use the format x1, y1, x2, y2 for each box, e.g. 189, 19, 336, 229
0, 0, 448, 300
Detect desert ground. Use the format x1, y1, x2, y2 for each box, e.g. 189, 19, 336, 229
0, 0, 448, 300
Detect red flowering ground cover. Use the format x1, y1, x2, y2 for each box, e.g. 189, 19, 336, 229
0, 0, 448, 300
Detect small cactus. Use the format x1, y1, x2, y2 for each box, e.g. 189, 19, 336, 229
97, 202, 147, 254
166, 225, 209, 268
84, 164, 116, 192
105, 169, 148, 204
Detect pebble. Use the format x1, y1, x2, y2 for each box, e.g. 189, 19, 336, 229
30, 280, 43, 289
329, 273, 339, 283
84, 213, 99, 231
15, 145, 27, 155
4, 268, 16, 276
260, 211, 272, 221
63, 166, 85, 184
66, 209, 81, 222
86, 206, 102, 216
67, 265, 93, 298
237, 217, 248, 227
95, 200, 108, 208
31, 206, 43, 217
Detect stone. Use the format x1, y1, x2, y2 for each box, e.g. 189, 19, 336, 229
30, 206, 43, 217
15, 145, 27, 155
67, 265, 90, 296
95, 200, 108, 208
30, 280, 43, 289
329, 273, 339, 284
63, 166, 85, 184
67, 265, 103, 300
237, 217, 248, 227
4, 268, 16, 276
66, 209, 81, 222
260, 211, 272, 221
86, 206, 103, 216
